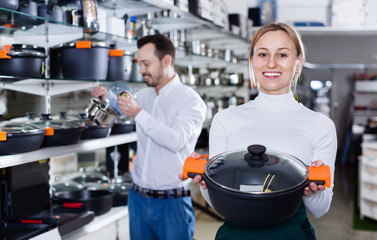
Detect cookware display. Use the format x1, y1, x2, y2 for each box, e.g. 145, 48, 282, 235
17, 0, 38, 26
37, 0, 65, 22
53, 189, 113, 216
87, 81, 135, 127
182, 144, 331, 225
107, 49, 133, 81
110, 116, 135, 135
86, 181, 132, 207
67, 167, 111, 185
30, 113, 83, 147
76, 113, 111, 139
129, 58, 144, 82
54, 112, 111, 139
0, 0, 19, 10
59, 41, 109, 80
57, 0, 99, 32
0, 118, 45, 155
0, 44, 46, 78
51, 177, 85, 194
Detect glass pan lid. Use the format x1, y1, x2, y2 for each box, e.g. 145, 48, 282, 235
206, 145, 308, 194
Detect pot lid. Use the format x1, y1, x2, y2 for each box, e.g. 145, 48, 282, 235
31, 113, 83, 130
204, 145, 310, 194
68, 168, 110, 185
1, 44, 47, 58
86, 182, 132, 192
0, 120, 45, 134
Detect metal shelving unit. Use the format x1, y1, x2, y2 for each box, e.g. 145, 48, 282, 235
0, 132, 137, 168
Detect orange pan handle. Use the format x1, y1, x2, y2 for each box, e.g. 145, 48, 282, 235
308, 165, 331, 188
182, 155, 208, 179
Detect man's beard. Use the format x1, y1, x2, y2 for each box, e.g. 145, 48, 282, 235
144, 71, 163, 87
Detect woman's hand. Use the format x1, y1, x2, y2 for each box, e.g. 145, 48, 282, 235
303, 160, 326, 197
178, 152, 208, 190
91, 86, 107, 100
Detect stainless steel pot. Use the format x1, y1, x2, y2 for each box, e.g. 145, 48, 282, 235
86, 98, 120, 127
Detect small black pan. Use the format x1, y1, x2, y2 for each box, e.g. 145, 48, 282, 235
53, 190, 113, 216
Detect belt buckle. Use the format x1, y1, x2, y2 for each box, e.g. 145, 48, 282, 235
145, 190, 153, 197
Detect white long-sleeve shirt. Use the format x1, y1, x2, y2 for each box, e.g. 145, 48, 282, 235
202, 91, 337, 219
132, 75, 207, 190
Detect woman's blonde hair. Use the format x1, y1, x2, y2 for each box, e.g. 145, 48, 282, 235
249, 22, 306, 93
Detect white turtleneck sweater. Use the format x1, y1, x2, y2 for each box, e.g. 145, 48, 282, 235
201, 91, 337, 219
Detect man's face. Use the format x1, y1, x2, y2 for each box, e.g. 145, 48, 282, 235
137, 43, 164, 88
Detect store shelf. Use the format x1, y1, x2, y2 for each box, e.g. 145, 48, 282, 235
0, 132, 137, 168
63, 206, 128, 240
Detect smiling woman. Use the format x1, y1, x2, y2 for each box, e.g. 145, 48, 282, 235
184, 22, 337, 240
249, 23, 305, 95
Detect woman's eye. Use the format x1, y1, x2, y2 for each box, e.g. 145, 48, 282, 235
258, 53, 268, 57
278, 53, 287, 58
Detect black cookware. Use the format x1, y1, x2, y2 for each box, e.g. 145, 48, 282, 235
86, 181, 132, 207
17, 0, 38, 26
76, 113, 111, 139
182, 144, 331, 225
56, 112, 111, 139
0, 119, 45, 155
31, 113, 83, 147
59, 41, 109, 80
38, 0, 64, 22
0, 44, 46, 78
0, 0, 19, 10
54, 190, 113, 216
110, 116, 135, 135
107, 49, 133, 81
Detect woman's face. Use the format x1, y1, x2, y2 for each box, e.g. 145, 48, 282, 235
251, 30, 302, 95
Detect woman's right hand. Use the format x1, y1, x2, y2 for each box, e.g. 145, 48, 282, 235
178, 152, 208, 190
91, 86, 107, 100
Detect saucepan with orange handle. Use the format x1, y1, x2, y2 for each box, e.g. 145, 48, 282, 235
182, 144, 331, 225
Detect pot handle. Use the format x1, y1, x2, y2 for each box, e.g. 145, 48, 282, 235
182, 155, 208, 178
307, 165, 331, 188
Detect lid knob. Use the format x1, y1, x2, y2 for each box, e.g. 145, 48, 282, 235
244, 144, 269, 167
41, 113, 52, 121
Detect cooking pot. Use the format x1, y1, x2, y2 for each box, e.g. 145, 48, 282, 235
30, 113, 83, 147
110, 116, 135, 135
38, 0, 65, 22
17, 0, 38, 26
129, 58, 144, 82
0, 118, 45, 155
59, 41, 109, 80
182, 144, 331, 225
86, 181, 132, 207
107, 49, 133, 81
53, 190, 113, 216
87, 81, 135, 127
0, 44, 46, 78
76, 113, 111, 139
0, 0, 19, 10
55, 112, 111, 139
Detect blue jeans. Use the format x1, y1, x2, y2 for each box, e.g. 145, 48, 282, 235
128, 188, 195, 240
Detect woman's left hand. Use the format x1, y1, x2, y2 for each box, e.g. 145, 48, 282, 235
303, 160, 326, 197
